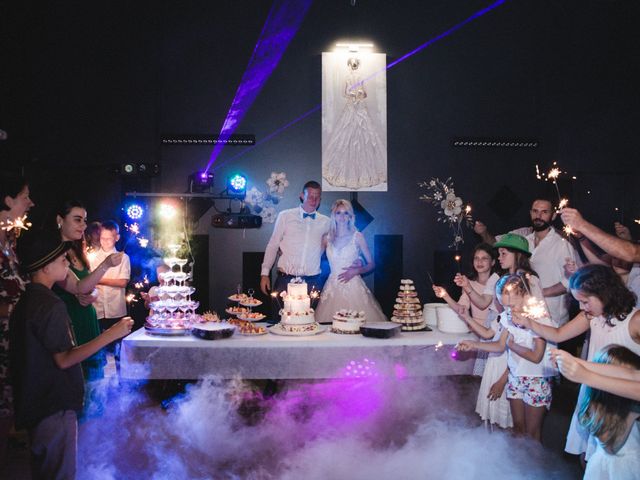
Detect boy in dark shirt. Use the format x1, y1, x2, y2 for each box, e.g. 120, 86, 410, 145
10, 231, 133, 480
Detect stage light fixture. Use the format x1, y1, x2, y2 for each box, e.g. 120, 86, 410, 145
189, 171, 214, 193
227, 174, 247, 198
121, 163, 136, 175
126, 204, 144, 220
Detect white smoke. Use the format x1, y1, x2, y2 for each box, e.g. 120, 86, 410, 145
77, 375, 577, 479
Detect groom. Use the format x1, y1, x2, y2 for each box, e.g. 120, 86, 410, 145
260, 181, 330, 320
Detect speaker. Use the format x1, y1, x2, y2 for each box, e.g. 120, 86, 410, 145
374, 235, 403, 317
211, 213, 262, 229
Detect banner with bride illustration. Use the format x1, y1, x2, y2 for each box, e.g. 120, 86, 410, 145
322, 51, 387, 192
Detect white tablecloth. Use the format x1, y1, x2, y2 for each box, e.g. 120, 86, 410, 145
121, 325, 477, 380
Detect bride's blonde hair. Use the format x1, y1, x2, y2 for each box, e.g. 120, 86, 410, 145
328, 199, 356, 242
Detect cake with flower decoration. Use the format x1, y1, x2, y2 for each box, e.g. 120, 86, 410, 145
275, 279, 321, 334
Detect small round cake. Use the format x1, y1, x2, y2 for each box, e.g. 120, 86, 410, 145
331, 309, 366, 334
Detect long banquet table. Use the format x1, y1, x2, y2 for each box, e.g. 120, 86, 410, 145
121, 324, 477, 380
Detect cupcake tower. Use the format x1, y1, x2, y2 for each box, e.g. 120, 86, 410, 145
391, 279, 427, 331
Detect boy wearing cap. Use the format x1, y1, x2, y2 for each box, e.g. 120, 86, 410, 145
10, 231, 133, 480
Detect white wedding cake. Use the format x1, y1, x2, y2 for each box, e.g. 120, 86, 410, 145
331, 309, 366, 334
278, 279, 321, 334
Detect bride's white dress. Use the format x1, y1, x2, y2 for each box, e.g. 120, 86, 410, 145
315, 233, 387, 323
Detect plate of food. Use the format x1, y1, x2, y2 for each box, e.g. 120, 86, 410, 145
228, 293, 248, 302
236, 324, 268, 335
225, 306, 249, 316
239, 298, 262, 307
237, 312, 267, 322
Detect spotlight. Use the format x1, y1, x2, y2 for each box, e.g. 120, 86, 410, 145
158, 202, 177, 220
189, 171, 214, 193
227, 174, 247, 198
126, 203, 144, 220
121, 163, 136, 175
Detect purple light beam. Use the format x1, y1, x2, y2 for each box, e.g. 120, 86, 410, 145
207, 0, 508, 171
204, 0, 314, 173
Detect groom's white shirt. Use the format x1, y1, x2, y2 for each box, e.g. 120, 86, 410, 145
261, 206, 330, 277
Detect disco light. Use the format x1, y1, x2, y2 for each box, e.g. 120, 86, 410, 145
227, 174, 247, 198
126, 204, 144, 220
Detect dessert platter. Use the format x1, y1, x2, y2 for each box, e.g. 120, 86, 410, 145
201, 311, 267, 336
390, 279, 430, 331
331, 309, 366, 334
227, 287, 263, 319
270, 278, 325, 336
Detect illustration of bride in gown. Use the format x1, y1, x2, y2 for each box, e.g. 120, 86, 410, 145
315, 199, 387, 323
323, 57, 387, 189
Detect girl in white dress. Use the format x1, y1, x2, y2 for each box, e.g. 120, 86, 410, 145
455, 234, 550, 430
579, 345, 640, 480
458, 274, 557, 442
516, 264, 640, 460
315, 200, 386, 324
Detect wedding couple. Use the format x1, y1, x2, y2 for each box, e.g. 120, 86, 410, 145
259, 180, 386, 323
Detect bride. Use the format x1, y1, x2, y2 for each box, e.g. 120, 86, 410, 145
315, 199, 387, 323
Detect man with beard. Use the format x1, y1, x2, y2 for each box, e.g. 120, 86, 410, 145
475, 197, 579, 326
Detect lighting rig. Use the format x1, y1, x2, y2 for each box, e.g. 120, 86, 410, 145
125, 171, 261, 229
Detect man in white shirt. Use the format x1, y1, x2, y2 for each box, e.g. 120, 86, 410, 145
475, 197, 579, 326
260, 181, 330, 319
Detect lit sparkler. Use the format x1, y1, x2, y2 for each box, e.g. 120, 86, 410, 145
454, 254, 462, 274
435, 340, 444, 352
635, 219, 640, 225
126, 293, 138, 304
138, 237, 149, 248
558, 198, 569, 210
0, 214, 32, 234
522, 297, 547, 320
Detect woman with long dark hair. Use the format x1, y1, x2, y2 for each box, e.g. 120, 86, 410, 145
52, 200, 106, 381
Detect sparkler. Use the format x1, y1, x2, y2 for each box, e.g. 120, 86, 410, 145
426, 270, 435, 285
522, 297, 547, 320
271, 290, 283, 310
635, 219, 640, 225
454, 254, 462, 274
126, 293, 138, 304
0, 214, 32, 235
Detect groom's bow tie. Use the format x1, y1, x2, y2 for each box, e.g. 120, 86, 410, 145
303, 212, 316, 220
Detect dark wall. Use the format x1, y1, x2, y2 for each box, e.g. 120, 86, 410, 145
2, 0, 639, 309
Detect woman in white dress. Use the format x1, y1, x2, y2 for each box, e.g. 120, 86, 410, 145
315, 199, 386, 324
323, 57, 386, 189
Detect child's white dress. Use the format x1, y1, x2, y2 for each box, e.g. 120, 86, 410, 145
474, 315, 512, 428
584, 421, 640, 480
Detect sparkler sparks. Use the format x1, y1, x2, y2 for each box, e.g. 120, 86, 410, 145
0, 214, 32, 233
522, 297, 547, 320
126, 293, 138, 304
563, 225, 574, 236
